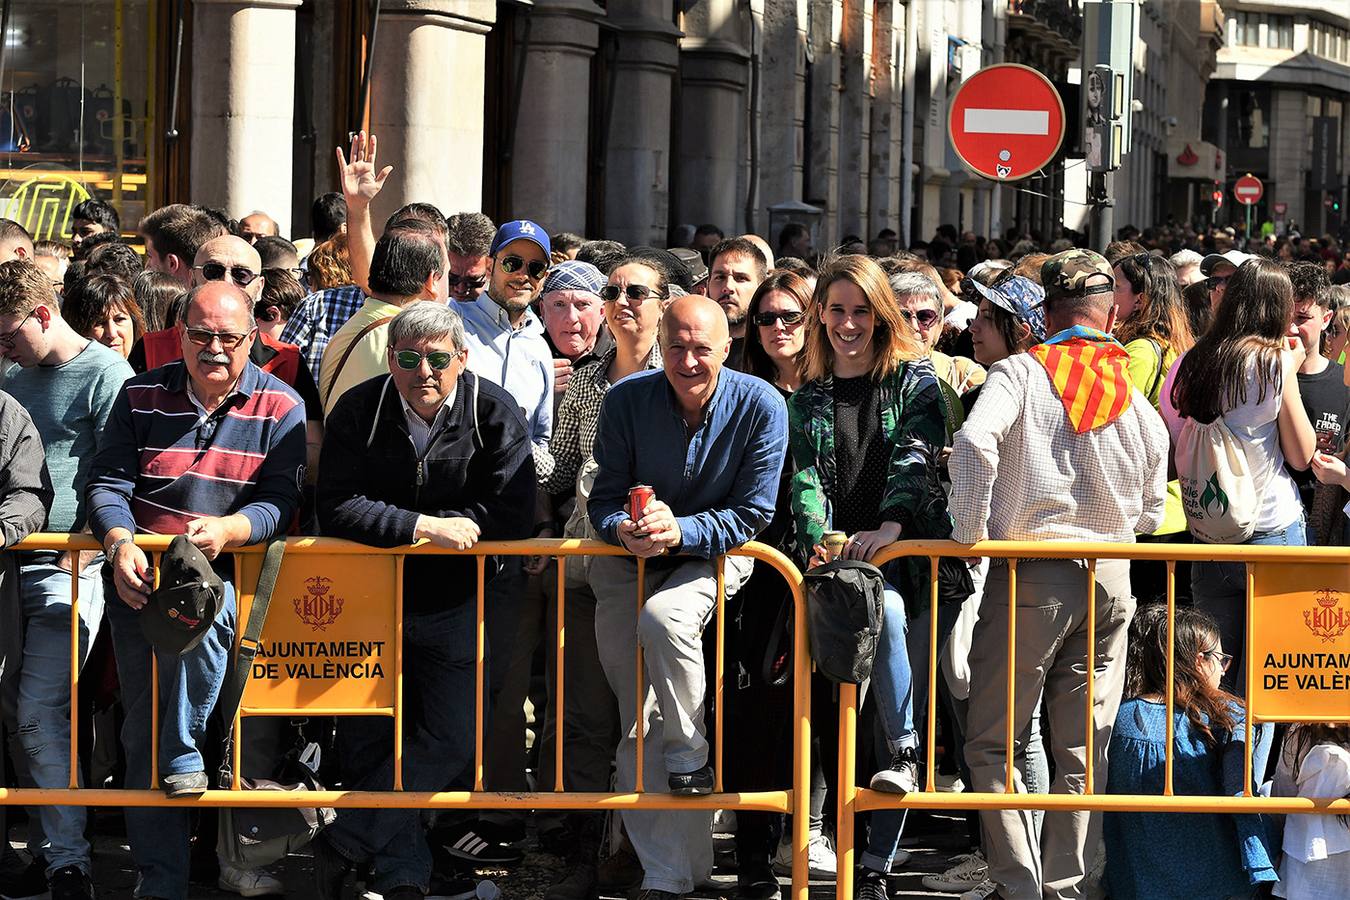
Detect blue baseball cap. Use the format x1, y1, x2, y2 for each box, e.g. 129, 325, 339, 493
968, 274, 1047, 343
490, 219, 551, 259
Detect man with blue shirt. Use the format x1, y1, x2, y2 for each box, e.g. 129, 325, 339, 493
587, 295, 787, 900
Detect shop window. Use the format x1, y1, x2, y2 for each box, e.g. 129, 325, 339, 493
1266, 14, 1293, 50
0, 0, 153, 242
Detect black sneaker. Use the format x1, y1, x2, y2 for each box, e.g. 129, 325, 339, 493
856, 867, 889, 900
869, 746, 919, 794
437, 821, 525, 866
735, 858, 780, 900
667, 763, 714, 795
48, 865, 94, 900
543, 861, 597, 900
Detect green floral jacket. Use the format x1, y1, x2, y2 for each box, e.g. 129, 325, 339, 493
787, 358, 955, 568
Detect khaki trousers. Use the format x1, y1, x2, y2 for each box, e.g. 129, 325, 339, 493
963, 559, 1134, 900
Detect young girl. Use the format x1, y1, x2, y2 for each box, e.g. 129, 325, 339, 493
788, 255, 952, 899
1104, 605, 1277, 898
1162, 258, 1317, 693
1273, 724, 1350, 898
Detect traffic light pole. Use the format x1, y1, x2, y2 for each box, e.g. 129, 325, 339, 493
1090, 170, 1114, 254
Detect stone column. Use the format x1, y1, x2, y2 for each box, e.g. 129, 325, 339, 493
868, 0, 900, 241
367, 0, 496, 218
675, 0, 750, 234
805, 0, 842, 245
603, 1, 680, 247
1268, 87, 1306, 229
836, 0, 868, 240
190, 0, 302, 236
759, 0, 807, 232
510, 0, 604, 234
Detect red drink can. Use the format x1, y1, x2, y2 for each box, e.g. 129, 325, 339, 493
628, 484, 655, 522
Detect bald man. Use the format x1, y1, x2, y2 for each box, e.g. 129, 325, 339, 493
239, 211, 280, 244
586, 293, 788, 897
192, 235, 264, 302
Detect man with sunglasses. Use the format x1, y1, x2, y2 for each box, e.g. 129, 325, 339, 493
1199, 249, 1253, 313
86, 281, 306, 900
445, 212, 495, 303
314, 301, 535, 900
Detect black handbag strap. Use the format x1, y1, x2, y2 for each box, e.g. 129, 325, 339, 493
218, 539, 286, 780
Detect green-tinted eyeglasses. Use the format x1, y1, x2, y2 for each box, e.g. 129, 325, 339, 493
393, 349, 459, 371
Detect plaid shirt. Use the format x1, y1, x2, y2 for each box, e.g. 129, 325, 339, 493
280, 285, 367, 383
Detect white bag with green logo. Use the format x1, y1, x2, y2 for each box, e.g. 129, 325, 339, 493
1175, 414, 1264, 544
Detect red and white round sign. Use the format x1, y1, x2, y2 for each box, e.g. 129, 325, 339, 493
948, 64, 1066, 182
1234, 174, 1264, 206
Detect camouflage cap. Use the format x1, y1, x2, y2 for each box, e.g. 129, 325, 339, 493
1038, 249, 1115, 307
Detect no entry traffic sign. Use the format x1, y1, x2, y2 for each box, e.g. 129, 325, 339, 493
1234, 173, 1264, 206
948, 64, 1066, 181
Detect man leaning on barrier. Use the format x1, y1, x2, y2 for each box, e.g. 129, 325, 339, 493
313, 301, 536, 900
948, 249, 1168, 900
85, 281, 307, 900
586, 294, 788, 900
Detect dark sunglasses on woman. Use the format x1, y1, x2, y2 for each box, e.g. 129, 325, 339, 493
752, 310, 804, 327
600, 284, 667, 303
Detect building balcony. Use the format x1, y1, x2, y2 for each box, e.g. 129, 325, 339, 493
1007, 0, 1082, 59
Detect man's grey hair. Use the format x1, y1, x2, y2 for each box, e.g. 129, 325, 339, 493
445, 212, 496, 258
1169, 249, 1203, 269
388, 301, 466, 351
888, 271, 941, 310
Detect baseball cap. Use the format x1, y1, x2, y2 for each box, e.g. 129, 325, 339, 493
140, 535, 225, 655
1039, 249, 1115, 307
542, 260, 605, 297
1199, 250, 1254, 277
669, 247, 709, 285
968, 274, 1047, 343
490, 220, 551, 259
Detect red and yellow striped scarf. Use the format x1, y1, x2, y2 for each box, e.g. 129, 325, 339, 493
1029, 326, 1135, 433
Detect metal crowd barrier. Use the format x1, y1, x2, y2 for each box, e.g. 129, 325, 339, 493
0, 534, 813, 900
834, 539, 1350, 900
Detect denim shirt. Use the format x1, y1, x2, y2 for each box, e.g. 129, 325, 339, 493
588, 368, 788, 559
456, 292, 554, 450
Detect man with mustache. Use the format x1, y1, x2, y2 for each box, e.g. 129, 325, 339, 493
86, 281, 306, 900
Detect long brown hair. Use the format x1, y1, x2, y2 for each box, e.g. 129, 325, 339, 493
1169, 258, 1292, 423
1113, 253, 1195, 354
803, 255, 924, 382
743, 270, 811, 385
1124, 604, 1239, 748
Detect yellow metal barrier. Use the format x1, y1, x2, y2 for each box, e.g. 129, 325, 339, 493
0, 534, 813, 899
834, 539, 1350, 900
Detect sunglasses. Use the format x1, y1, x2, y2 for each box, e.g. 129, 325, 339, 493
498, 255, 549, 281
1202, 649, 1233, 672
600, 284, 667, 303
899, 308, 941, 328
184, 326, 255, 350
446, 273, 488, 290
195, 262, 261, 287
394, 349, 459, 371
752, 310, 805, 327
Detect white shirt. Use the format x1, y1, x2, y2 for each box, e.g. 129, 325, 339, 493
399, 387, 457, 457
1159, 353, 1304, 534
949, 353, 1169, 544
1273, 742, 1350, 899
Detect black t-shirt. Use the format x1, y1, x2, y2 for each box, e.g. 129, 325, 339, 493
1289, 360, 1349, 507
832, 375, 888, 535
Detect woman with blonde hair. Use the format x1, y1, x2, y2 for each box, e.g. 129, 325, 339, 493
789, 254, 954, 898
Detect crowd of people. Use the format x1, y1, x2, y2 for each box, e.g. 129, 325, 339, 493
0, 130, 1348, 900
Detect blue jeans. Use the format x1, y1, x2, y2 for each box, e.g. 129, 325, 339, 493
1191, 517, 1305, 697
324, 603, 478, 894
861, 584, 916, 873
106, 579, 236, 900
15, 556, 105, 876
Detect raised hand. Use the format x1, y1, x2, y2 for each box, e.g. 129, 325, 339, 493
336, 130, 393, 208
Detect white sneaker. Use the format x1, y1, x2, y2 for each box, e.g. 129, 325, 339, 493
934, 772, 966, 793
217, 861, 284, 897
771, 829, 837, 878
888, 847, 912, 872
959, 877, 1001, 900
869, 747, 919, 794
922, 851, 989, 892
713, 808, 738, 836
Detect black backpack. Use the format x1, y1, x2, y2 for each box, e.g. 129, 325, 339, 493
803, 559, 886, 684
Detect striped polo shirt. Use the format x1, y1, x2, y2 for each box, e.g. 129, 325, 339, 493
86, 360, 307, 544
